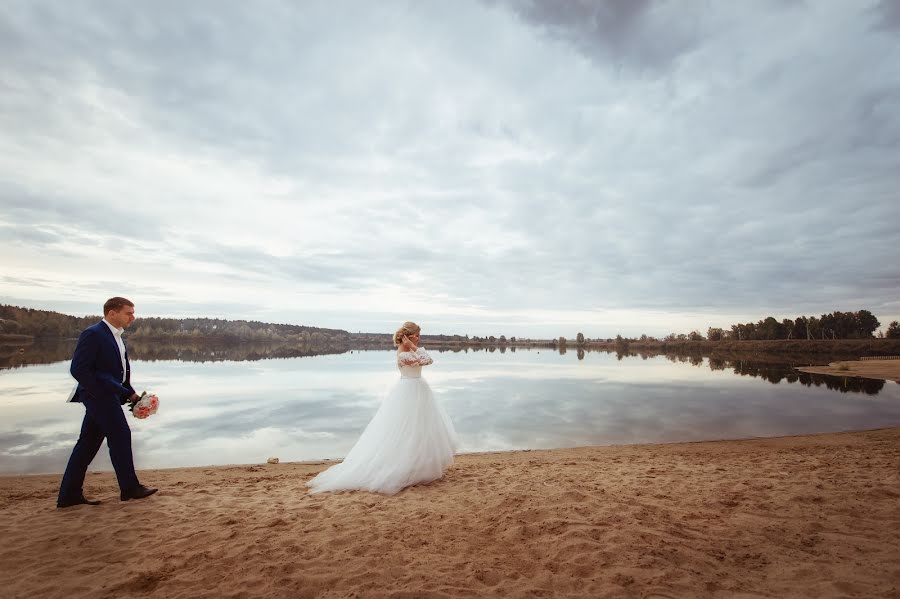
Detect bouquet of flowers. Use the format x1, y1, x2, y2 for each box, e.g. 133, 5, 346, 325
129, 391, 159, 419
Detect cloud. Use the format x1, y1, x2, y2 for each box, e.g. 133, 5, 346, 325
872, 0, 900, 32
490, 0, 703, 73
1, 1, 898, 336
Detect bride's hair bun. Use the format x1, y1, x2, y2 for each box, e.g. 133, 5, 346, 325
393, 321, 420, 346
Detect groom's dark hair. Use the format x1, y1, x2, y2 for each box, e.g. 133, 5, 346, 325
103, 296, 134, 315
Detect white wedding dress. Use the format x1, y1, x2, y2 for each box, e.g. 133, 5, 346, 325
307, 347, 458, 495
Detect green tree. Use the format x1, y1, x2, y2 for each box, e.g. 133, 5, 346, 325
855, 310, 880, 338
887, 321, 900, 339
0, 318, 20, 334
791, 316, 809, 340
761, 317, 780, 340
781, 319, 794, 339
807, 316, 822, 339
576, 332, 585, 345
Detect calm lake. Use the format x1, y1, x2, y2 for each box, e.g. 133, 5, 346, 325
2, 347, 899, 475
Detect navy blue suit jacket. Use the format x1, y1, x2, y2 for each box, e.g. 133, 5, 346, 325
69, 321, 135, 404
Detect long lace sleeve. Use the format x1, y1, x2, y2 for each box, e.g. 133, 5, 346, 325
415, 347, 433, 366
397, 351, 420, 367
397, 348, 433, 367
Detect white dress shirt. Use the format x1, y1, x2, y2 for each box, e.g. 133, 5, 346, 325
102, 318, 127, 382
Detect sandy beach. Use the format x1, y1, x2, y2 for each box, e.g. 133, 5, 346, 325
796, 359, 900, 382
1, 428, 899, 599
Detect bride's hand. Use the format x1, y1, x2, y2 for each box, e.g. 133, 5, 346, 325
401, 335, 417, 352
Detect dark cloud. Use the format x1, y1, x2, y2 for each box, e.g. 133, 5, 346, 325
491, 0, 702, 73
851, 86, 900, 151
872, 0, 900, 32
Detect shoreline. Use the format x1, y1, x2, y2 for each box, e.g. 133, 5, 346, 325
4, 425, 898, 479
2, 427, 899, 598
796, 358, 900, 382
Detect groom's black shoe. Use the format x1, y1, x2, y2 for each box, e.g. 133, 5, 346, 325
57, 495, 101, 508
120, 485, 158, 502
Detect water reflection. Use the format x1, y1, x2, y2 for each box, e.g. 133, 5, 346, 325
4, 341, 895, 394
0, 339, 352, 369
1, 347, 899, 475
1, 341, 75, 370
705, 356, 887, 394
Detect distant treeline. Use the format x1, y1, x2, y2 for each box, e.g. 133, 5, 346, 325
0, 304, 351, 343
700, 309, 896, 341
602, 338, 900, 358
2, 304, 899, 350
350, 332, 475, 348
567, 309, 900, 345
0, 305, 557, 349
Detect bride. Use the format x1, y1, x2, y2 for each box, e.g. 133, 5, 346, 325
307, 321, 458, 495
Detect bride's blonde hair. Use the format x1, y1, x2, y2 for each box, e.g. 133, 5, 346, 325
393, 321, 421, 346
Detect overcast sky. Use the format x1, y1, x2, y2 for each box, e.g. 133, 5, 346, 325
2, 1, 899, 338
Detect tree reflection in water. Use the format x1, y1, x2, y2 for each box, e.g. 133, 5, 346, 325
612, 348, 891, 395
0, 339, 351, 370
707, 356, 886, 395
2, 340, 893, 395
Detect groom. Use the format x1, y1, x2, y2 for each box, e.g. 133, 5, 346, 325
57, 297, 157, 508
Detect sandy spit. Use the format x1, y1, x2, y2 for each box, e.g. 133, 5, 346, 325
796, 359, 900, 382
1, 428, 899, 599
